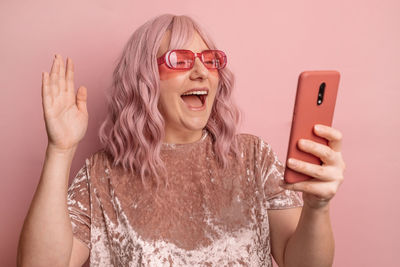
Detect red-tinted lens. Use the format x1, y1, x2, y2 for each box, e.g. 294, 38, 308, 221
202, 50, 227, 69
168, 50, 193, 69
166, 50, 227, 70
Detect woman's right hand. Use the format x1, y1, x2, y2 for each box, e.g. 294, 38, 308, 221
42, 54, 88, 152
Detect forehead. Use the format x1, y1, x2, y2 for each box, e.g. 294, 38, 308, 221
157, 30, 209, 57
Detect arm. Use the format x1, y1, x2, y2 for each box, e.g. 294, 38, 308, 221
17, 54, 89, 266
17, 145, 76, 266
278, 124, 345, 267
283, 204, 334, 267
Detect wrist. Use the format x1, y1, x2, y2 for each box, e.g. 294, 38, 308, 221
303, 201, 330, 214
46, 143, 77, 156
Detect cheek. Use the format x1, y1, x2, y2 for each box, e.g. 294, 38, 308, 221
209, 69, 219, 76
210, 71, 220, 90
158, 65, 220, 80
158, 65, 187, 80
209, 69, 219, 80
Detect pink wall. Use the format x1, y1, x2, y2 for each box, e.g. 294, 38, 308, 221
1, 0, 399, 266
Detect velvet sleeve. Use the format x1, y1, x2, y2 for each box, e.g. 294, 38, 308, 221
257, 137, 304, 210
67, 158, 92, 249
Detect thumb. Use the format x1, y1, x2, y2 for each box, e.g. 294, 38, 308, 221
76, 86, 88, 114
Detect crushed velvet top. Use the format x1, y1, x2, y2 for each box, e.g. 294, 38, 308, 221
67, 129, 303, 266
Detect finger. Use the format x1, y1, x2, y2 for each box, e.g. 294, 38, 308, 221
280, 179, 333, 199
66, 57, 75, 93
297, 139, 336, 165
76, 86, 88, 114
50, 55, 60, 96
41, 72, 52, 106
286, 157, 331, 181
58, 54, 65, 79
57, 54, 67, 92
314, 124, 343, 152
50, 54, 57, 76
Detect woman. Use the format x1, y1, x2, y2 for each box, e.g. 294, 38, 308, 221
18, 14, 345, 267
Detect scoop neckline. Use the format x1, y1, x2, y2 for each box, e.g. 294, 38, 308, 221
161, 129, 208, 150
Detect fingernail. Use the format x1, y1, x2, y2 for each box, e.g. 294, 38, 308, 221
315, 125, 321, 131
288, 158, 296, 165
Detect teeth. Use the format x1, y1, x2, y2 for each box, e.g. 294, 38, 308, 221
181, 90, 208, 96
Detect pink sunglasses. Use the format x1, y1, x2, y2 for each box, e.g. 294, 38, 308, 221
157, 49, 227, 70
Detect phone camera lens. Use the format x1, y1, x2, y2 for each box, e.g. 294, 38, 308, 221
317, 82, 326, 106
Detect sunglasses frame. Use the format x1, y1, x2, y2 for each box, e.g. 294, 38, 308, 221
157, 49, 227, 70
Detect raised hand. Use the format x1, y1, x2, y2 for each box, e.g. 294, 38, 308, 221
41, 54, 88, 151
280, 124, 346, 210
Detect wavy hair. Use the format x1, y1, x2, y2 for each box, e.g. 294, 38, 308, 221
98, 14, 242, 191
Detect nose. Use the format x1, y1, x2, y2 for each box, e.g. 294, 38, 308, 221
190, 57, 209, 79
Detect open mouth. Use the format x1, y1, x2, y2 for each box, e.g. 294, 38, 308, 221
180, 93, 207, 109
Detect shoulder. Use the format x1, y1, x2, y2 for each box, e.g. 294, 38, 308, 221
233, 132, 275, 162
90, 148, 109, 163
84, 148, 113, 175
235, 132, 259, 145
235, 132, 272, 152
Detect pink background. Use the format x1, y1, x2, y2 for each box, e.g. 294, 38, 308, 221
1, 0, 399, 266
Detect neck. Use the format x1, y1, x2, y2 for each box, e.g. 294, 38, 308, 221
163, 128, 204, 144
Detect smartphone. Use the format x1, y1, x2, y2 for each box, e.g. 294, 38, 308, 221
283, 70, 340, 184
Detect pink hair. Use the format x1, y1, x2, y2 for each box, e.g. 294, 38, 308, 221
98, 14, 242, 191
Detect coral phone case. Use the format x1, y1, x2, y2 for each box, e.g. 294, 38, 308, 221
284, 70, 340, 184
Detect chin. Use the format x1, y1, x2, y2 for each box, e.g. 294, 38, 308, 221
182, 121, 208, 131
182, 115, 210, 129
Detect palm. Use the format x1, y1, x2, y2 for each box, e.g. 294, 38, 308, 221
42, 55, 88, 151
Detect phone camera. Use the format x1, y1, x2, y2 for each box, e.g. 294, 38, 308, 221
317, 82, 326, 106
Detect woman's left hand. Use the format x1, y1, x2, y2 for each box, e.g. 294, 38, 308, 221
279, 124, 346, 210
